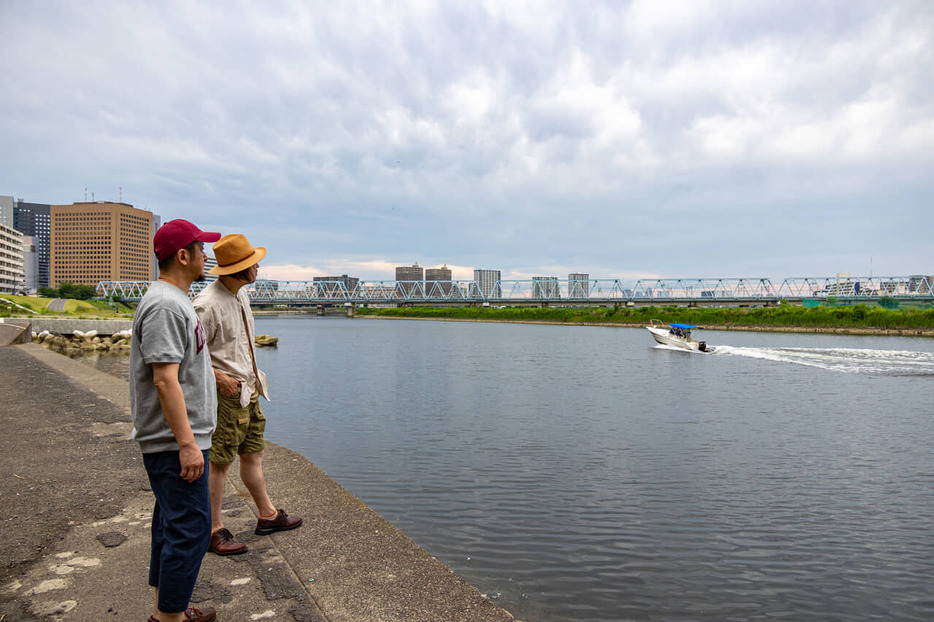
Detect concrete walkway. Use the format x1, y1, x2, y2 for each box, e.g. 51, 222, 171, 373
0, 343, 517, 621
45, 299, 67, 313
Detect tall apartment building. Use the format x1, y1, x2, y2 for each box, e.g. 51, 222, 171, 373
314, 274, 360, 297
532, 276, 561, 299
396, 263, 424, 296
425, 265, 453, 296
204, 257, 219, 282
0, 222, 25, 294
150, 213, 162, 281
50, 202, 155, 287
568, 272, 590, 299
908, 275, 934, 294
21, 236, 39, 293
474, 269, 501, 298
0, 195, 13, 228
13, 200, 52, 289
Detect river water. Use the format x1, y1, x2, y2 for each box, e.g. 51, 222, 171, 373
90, 316, 934, 621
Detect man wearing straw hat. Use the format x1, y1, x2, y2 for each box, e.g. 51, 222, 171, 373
193, 234, 302, 556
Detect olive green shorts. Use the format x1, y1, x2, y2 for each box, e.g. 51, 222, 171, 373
209, 391, 266, 466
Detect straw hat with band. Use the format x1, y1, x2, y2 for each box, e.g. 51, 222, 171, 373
209, 234, 267, 276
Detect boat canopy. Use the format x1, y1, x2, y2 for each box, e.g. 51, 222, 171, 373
670, 323, 702, 330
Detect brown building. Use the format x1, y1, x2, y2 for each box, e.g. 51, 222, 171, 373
50, 202, 155, 287
395, 262, 424, 296
425, 265, 453, 296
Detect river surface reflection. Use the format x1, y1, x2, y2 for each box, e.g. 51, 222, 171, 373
90, 317, 934, 621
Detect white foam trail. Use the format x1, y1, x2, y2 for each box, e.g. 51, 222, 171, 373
712, 345, 934, 376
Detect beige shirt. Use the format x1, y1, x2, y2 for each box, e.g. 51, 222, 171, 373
193, 279, 269, 407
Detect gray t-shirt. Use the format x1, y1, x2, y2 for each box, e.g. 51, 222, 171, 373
130, 281, 217, 454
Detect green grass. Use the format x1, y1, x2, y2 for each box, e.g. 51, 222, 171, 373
356, 304, 934, 330
0, 295, 54, 314
0, 294, 135, 318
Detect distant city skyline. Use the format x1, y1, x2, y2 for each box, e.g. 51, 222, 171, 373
3, 191, 930, 292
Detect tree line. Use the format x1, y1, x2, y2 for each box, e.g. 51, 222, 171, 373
38, 282, 97, 300
356, 304, 934, 329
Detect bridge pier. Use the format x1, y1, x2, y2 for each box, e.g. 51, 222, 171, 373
346, 303, 355, 318
317, 305, 325, 316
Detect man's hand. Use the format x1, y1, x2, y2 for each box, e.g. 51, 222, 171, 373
215, 370, 241, 398
179, 443, 205, 483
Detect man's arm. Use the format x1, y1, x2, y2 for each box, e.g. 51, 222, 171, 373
152, 362, 204, 483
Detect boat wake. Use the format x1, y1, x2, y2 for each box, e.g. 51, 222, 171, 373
712, 346, 934, 376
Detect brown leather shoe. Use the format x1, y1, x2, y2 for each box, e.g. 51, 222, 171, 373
185, 607, 216, 621
209, 527, 247, 555
147, 607, 216, 622
255, 508, 303, 535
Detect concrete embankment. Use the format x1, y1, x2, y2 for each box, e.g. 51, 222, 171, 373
0, 319, 32, 346
0, 343, 517, 622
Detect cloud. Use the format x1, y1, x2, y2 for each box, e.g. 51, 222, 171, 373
1, 0, 932, 282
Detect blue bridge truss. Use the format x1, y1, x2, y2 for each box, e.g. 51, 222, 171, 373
96, 275, 934, 306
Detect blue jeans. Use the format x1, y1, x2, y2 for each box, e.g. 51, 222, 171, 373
143, 450, 211, 614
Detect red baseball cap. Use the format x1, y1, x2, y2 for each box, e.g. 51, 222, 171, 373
154, 219, 222, 261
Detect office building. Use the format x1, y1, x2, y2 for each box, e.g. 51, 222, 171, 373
568, 272, 589, 299
13, 200, 52, 289
474, 269, 501, 298
396, 263, 424, 296
21, 236, 39, 293
0, 222, 25, 294
0, 195, 13, 228
532, 276, 561, 299
150, 213, 161, 281
50, 202, 155, 287
425, 265, 453, 296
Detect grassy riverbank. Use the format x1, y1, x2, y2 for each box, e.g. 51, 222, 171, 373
0, 294, 135, 318
356, 304, 934, 334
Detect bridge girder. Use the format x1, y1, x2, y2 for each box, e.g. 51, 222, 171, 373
95, 276, 934, 306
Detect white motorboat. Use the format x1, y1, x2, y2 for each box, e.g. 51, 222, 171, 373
646, 319, 713, 352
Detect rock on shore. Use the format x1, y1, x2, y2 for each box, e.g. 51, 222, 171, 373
32, 329, 132, 355
255, 334, 278, 347
32, 330, 281, 355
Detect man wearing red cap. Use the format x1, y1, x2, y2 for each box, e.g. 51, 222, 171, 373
130, 219, 221, 622
193, 234, 302, 557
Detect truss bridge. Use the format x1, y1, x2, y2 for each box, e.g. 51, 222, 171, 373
96, 275, 934, 308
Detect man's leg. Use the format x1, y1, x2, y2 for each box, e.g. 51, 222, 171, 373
207, 458, 248, 555
239, 450, 276, 517
143, 450, 212, 619
240, 401, 303, 535
208, 460, 233, 533
153, 588, 185, 622
207, 390, 249, 555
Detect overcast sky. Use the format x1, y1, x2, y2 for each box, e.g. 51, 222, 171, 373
2, 0, 931, 283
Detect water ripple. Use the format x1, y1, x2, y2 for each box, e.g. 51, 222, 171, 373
249, 319, 934, 621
